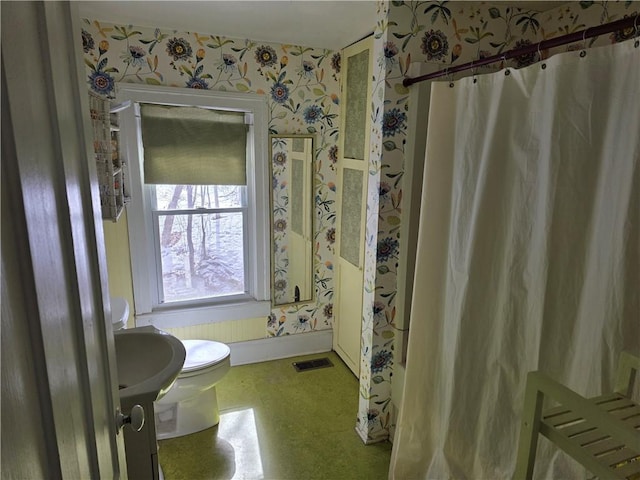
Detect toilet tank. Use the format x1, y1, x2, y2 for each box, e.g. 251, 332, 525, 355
111, 296, 129, 331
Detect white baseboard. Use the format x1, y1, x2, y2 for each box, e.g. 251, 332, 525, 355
228, 329, 333, 366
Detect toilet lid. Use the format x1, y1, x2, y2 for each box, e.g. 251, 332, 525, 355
181, 340, 230, 373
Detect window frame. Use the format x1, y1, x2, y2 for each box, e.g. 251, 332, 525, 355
117, 84, 271, 328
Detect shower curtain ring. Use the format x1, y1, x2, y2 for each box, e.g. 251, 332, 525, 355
634, 13, 639, 47
471, 61, 478, 84
537, 42, 546, 69
502, 55, 511, 75
445, 67, 454, 88
580, 28, 589, 57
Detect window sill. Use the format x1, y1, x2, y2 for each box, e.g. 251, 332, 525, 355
134, 300, 271, 329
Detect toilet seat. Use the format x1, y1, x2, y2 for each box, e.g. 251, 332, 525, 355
181, 339, 230, 375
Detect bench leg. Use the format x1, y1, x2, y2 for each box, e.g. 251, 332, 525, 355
614, 351, 639, 397
514, 375, 545, 480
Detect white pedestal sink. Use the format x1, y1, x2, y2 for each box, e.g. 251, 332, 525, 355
114, 326, 185, 480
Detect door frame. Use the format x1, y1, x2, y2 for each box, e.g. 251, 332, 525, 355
1, 2, 127, 477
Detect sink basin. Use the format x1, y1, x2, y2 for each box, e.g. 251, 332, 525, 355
114, 326, 186, 405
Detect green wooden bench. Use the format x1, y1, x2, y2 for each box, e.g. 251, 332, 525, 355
515, 352, 640, 479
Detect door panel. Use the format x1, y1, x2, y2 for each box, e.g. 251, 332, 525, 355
1, 127, 55, 480
1, 2, 126, 477
333, 36, 373, 376
335, 262, 365, 373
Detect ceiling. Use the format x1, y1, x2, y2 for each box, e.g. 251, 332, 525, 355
76, 1, 565, 52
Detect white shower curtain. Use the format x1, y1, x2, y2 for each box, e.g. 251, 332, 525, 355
389, 39, 639, 479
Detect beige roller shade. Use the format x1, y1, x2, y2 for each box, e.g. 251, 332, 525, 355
140, 104, 247, 185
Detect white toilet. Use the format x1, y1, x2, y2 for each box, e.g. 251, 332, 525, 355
111, 296, 129, 331
154, 339, 231, 439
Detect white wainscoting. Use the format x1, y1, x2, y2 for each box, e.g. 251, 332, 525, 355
228, 330, 333, 366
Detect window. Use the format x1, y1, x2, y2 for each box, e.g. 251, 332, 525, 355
117, 85, 270, 328
152, 184, 248, 304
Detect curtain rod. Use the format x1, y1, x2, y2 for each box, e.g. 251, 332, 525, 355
403, 15, 638, 87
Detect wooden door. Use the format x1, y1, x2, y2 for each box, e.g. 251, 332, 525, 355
333, 36, 374, 376
1, 2, 126, 478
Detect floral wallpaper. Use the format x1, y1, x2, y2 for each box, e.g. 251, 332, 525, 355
82, 0, 638, 445
81, 20, 341, 337
358, 0, 639, 442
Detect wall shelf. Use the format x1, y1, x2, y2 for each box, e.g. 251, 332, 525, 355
88, 91, 130, 222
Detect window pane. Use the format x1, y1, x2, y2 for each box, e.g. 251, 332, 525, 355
157, 212, 245, 303
344, 49, 369, 160
155, 184, 246, 210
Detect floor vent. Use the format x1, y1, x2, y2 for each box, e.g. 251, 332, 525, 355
293, 357, 334, 372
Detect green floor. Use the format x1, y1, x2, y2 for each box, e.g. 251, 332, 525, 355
158, 351, 392, 480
